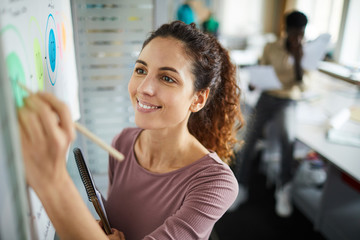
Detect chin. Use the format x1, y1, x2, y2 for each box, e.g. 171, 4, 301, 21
134, 118, 158, 130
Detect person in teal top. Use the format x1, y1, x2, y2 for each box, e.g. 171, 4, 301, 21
177, 3, 197, 25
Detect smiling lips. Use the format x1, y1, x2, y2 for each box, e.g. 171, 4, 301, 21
137, 98, 162, 112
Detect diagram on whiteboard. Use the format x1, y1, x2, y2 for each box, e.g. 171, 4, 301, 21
0, 25, 30, 107
45, 13, 59, 86
29, 16, 45, 91
0, 0, 80, 239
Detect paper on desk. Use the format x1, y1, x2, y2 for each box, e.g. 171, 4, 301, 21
328, 108, 351, 129
243, 65, 282, 90
302, 34, 331, 71
327, 120, 360, 147
296, 102, 327, 125
326, 108, 360, 147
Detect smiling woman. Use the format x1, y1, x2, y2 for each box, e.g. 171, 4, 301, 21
18, 21, 244, 240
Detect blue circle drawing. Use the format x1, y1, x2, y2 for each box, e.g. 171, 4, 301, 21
48, 29, 56, 72
45, 14, 58, 86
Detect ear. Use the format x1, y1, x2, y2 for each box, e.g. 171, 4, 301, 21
190, 88, 210, 112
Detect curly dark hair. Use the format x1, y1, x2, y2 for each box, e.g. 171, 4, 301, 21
142, 21, 244, 164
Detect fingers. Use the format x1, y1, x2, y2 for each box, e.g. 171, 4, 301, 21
118, 231, 125, 240
18, 93, 75, 163
18, 107, 45, 144
18, 119, 30, 160
17, 92, 75, 190
108, 229, 125, 240
20, 93, 75, 145
119, 231, 125, 240
38, 92, 75, 141
23, 95, 61, 142
97, 219, 103, 228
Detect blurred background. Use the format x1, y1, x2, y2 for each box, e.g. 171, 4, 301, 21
163, 0, 359, 71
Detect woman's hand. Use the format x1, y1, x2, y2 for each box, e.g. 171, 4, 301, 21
17, 92, 75, 191
108, 229, 125, 240
97, 220, 125, 240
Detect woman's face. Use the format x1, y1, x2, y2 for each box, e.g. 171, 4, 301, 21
128, 37, 198, 130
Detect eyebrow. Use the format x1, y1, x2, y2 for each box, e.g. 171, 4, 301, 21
136, 59, 147, 66
135, 59, 179, 74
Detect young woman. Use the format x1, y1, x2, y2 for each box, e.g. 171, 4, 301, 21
18, 21, 244, 239
233, 11, 308, 217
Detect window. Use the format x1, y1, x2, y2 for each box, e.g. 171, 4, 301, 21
290, 0, 360, 69
290, 0, 344, 44
338, 0, 360, 68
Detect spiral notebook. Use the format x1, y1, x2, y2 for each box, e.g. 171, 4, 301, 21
73, 147, 112, 234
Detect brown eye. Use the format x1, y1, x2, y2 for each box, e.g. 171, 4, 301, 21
135, 68, 147, 75
162, 75, 175, 83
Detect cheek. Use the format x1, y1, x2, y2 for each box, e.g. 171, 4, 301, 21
166, 92, 193, 114
128, 77, 137, 97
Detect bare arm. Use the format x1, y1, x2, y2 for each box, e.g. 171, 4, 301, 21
35, 170, 108, 240
18, 93, 111, 240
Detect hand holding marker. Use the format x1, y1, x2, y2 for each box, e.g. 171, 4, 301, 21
18, 82, 124, 162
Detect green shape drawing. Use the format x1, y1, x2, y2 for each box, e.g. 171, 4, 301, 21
33, 38, 44, 90
6, 52, 27, 107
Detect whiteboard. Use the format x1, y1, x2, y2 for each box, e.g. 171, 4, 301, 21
0, 46, 32, 240
0, 0, 80, 239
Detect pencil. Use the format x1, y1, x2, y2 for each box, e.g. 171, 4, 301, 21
74, 122, 124, 161
17, 82, 124, 161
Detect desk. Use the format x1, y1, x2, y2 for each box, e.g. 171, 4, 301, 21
296, 124, 360, 181
293, 71, 360, 240
318, 61, 360, 85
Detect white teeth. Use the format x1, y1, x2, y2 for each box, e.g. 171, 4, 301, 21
138, 101, 159, 109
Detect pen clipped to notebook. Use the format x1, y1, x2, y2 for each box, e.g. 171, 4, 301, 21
73, 147, 112, 235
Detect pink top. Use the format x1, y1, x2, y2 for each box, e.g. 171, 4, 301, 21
105, 128, 238, 240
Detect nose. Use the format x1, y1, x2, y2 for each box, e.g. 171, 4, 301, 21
137, 73, 156, 96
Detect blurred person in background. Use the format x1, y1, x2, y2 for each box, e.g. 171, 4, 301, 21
231, 10, 309, 218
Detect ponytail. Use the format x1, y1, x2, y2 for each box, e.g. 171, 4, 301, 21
188, 40, 244, 164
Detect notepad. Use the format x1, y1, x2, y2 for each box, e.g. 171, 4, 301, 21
244, 65, 282, 90
302, 34, 331, 71
327, 120, 360, 147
